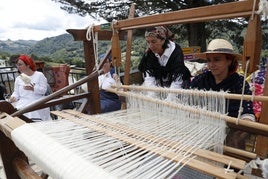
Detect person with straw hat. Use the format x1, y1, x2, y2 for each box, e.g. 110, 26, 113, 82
190, 38, 255, 150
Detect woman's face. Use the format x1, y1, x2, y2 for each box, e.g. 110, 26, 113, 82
206, 53, 232, 78
102, 59, 111, 74
16, 59, 28, 73
145, 36, 165, 55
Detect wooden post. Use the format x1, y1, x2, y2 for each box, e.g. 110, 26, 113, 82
66, 30, 126, 114
123, 3, 135, 86
66, 29, 100, 114
82, 39, 101, 114
0, 131, 29, 179
242, 15, 262, 74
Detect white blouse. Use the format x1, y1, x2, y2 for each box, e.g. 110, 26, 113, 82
98, 72, 117, 90
143, 41, 183, 101
11, 71, 51, 121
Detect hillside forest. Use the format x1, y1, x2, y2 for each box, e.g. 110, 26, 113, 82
1, 28, 268, 73
0, 32, 150, 72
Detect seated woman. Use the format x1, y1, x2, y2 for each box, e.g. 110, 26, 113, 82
0, 84, 5, 100
190, 39, 255, 150
98, 58, 121, 113
85, 56, 121, 114
9, 54, 51, 121
138, 26, 191, 101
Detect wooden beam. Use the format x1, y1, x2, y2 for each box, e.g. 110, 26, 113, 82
13, 158, 42, 179
93, 1, 257, 31
66, 29, 126, 41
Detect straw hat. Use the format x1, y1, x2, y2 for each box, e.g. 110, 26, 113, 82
194, 39, 242, 61
204, 39, 242, 61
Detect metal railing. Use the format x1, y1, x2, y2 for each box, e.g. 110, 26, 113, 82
0, 66, 18, 95
0, 66, 86, 96
0, 65, 142, 96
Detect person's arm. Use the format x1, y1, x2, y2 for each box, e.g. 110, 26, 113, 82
241, 81, 256, 121
143, 72, 156, 87
10, 78, 20, 102
241, 113, 255, 121
100, 73, 117, 90
32, 73, 48, 95
0, 85, 4, 100
142, 72, 158, 98
165, 76, 183, 101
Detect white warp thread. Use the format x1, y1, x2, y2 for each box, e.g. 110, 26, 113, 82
10, 89, 228, 178
11, 123, 116, 179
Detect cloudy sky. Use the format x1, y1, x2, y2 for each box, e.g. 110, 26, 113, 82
0, 0, 103, 41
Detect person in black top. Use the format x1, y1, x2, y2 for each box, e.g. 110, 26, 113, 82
138, 26, 191, 101
190, 39, 255, 150
0, 84, 5, 100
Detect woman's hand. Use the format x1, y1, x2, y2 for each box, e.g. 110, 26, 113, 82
9, 96, 17, 103
23, 84, 34, 91
112, 74, 119, 81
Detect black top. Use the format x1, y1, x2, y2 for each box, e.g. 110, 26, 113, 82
138, 43, 191, 88
190, 71, 254, 118
0, 84, 5, 100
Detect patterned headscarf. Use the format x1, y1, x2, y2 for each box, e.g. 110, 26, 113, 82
145, 26, 168, 40
17, 54, 36, 71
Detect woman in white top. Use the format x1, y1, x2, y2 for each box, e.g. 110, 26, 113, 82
10, 54, 50, 121
98, 58, 121, 113
138, 26, 191, 101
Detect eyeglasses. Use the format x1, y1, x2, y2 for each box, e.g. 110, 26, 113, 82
16, 63, 25, 67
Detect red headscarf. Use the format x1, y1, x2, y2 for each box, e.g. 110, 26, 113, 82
18, 54, 36, 71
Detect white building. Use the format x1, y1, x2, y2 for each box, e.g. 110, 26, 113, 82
0, 59, 6, 67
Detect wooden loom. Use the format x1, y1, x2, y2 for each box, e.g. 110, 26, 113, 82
0, 0, 268, 178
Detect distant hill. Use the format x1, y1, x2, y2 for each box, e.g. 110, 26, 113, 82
0, 39, 37, 54
28, 34, 86, 60
0, 33, 115, 62
0, 34, 87, 60
0, 33, 147, 70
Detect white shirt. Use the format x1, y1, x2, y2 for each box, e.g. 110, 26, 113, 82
11, 71, 51, 121
98, 72, 118, 90
143, 41, 183, 90
154, 41, 176, 66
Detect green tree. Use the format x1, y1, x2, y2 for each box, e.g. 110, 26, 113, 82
52, 0, 248, 51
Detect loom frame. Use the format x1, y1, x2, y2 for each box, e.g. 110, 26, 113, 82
0, 0, 267, 178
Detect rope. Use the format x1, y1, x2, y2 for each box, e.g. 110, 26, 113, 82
94, 31, 99, 69
86, 24, 93, 41
224, 161, 234, 173
251, 70, 256, 102
111, 19, 120, 77
251, 0, 258, 20
237, 59, 250, 124
86, 24, 99, 69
